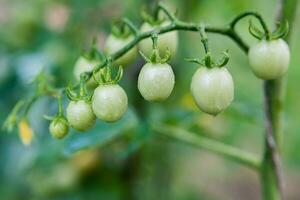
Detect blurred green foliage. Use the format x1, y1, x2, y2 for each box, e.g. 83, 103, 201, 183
0, 0, 300, 199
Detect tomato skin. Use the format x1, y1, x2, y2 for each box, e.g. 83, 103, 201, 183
92, 84, 128, 122
66, 100, 96, 132
190, 67, 234, 115
248, 39, 290, 80
104, 34, 137, 66
138, 63, 175, 102
73, 56, 98, 88
49, 118, 69, 139
139, 21, 178, 56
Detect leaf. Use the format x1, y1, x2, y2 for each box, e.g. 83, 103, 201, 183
18, 119, 34, 146
2, 100, 25, 132
117, 120, 151, 159
63, 107, 139, 155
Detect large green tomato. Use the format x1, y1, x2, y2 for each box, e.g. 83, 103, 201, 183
104, 34, 137, 66
49, 118, 69, 139
66, 100, 96, 132
138, 63, 175, 102
92, 84, 128, 122
248, 39, 290, 80
139, 21, 178, 56
73, 56, 98, 88
191, 67, 234, 115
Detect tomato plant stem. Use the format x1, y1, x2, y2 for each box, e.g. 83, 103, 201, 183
261, 0, 298, 199
153, 124, 261, 170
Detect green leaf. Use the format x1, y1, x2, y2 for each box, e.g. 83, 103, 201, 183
63, 107, 139, 155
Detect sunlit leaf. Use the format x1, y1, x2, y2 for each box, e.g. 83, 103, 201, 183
18, 119, 34, 146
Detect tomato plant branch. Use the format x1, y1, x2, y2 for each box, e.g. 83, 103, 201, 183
153, 124, 261, 170
261, 0, 299, 199
230, 11, 270, 39
89, 5, 267, 79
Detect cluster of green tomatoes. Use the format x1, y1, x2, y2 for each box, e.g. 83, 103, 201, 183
49, 16, 290, 140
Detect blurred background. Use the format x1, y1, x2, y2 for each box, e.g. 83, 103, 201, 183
0, 0, 299, 199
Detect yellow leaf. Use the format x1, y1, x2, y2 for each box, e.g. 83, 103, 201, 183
18, 119, 34, 146
180, 93, 198, 111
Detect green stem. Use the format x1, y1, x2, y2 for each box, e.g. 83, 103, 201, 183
261, 0, 298, 199
230, 11, 271, 39
91, 12, 250, 75
153, 124, 261, 170
157, 2, 178, 23
57, 95, 63, 117
199, 25, 210, 53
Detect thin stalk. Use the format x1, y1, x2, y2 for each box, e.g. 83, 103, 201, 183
153, 124, 261, 170
230, 11, 271, 39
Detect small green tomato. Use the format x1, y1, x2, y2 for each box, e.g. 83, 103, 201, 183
104, 34, 137, 66
248, 39, 290, 80
139, 21, 178, 56
66, 100, 96, 132
73, 56, 98, 88
92, 84, 128, 122
138, 63, 175, 101
191, 67, 234, 115
49, 118, 69, 139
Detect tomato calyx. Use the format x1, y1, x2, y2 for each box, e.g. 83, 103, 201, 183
82, 37, 105, 62
185, 50, 229, 68
185, 25, 229, 68
92, 59, 123, 85
249, 20, 289, 40
111, 20, 134, 39
48, 116, 69, 127
139, 33, 171, 64
141, 6, 166, 26
66, 75, 92, 102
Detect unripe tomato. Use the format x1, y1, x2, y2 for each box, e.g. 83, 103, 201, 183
248, 39, 290, 80
191, 67, 234, 115
73, 56, 98, 88
139, 21, 178, 56
49, 118, 69, 139
104, 34, 137, 66
92, 84, 128, 122
66, 100, 96, 131
138, 63, 175, 101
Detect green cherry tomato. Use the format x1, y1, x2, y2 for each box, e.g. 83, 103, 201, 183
138, 63, 175, 102
248, 39, 290, 80
73, 56, 98, 88
191, 67, 234, 115
92, 84, 128, 122
66, 100, 96, 132
49, 118, 69, 139
104, 34, 137, 66
139, 21, 178, 56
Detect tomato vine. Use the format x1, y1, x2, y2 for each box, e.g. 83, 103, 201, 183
3, 1, 297, 200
